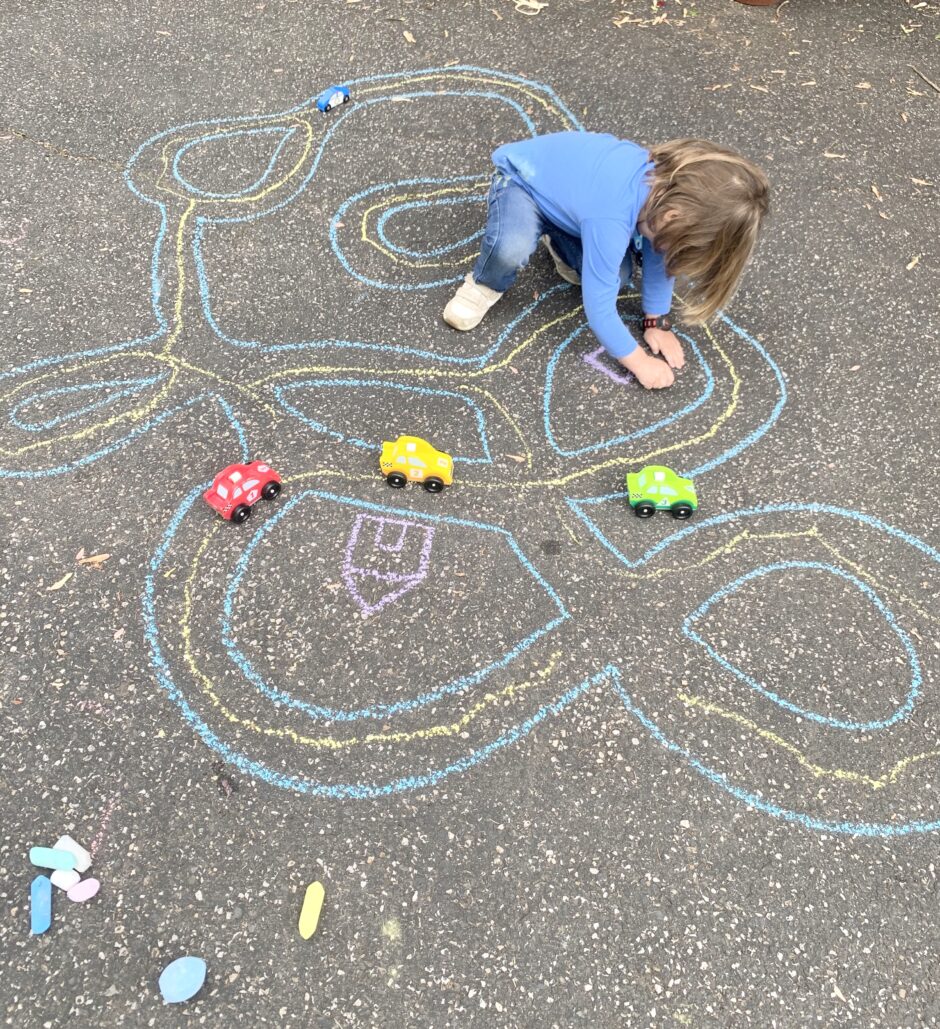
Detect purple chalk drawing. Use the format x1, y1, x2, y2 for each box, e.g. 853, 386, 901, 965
582, 346, 634, 386
342, 514, 435, 616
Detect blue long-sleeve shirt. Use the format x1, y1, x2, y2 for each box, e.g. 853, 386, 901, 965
493, 132, 675, 360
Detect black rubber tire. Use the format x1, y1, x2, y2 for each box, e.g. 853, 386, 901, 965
423, 477, 445, 494
386, 472, 407, 488
231, 504, 252, 524
671, 502, 694, 520
633, 501, 656, 519
262, 480, 281, 501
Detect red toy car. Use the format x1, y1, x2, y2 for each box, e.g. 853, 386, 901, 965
204, 461, 282, 523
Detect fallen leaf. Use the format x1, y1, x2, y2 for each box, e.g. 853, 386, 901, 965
900, 112, 910, 123
47, 572, 73, 592
78, 552, 110, 569
912, 177, 934, 186
870, 184, 883, 201
906, 254, 921, 270
506, 454, 526, 463
403, 29, 415, 43
75, 547, 86, 562
878, 211, 891, 220
856, 81, 872, 90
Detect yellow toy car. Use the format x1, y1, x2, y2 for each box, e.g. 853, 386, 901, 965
380, 435, 454, 493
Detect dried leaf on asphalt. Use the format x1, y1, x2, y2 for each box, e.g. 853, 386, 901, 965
78, 553, 111, 569
906, 255, 921, 270
47, 572, 73, 592
403, 30, 415, 43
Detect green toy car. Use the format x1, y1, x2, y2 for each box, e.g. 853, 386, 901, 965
626, 465, 698, 520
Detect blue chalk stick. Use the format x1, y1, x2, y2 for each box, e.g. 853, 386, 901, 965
30, 876, 52, 935
29, 846, 76, 871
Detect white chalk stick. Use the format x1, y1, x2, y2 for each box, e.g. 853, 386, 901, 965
54, 835, 91, 873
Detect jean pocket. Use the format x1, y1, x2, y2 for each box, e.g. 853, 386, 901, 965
489, 171, 511, 198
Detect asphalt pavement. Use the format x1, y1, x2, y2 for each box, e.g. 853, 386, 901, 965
1, 1, 939, 1025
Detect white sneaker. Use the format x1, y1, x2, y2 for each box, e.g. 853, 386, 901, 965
443, 274, 503, 331
541, 234, 581, 285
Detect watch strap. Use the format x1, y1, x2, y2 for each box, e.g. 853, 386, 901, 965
642, 315, 672, 331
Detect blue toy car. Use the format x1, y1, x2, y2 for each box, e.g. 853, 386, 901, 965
316, 85, 350, 112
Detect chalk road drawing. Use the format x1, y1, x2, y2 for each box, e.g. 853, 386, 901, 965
582, 346, 634, 386
9, 65, 938, 835
342, 513, 435, 617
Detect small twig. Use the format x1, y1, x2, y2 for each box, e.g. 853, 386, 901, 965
774, 0, 790, 21
910, 65, 940, 95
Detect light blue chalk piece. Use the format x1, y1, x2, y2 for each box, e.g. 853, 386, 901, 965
30, 876, 52, 935
158, 956, 207, 1004
29, 846, 76, 871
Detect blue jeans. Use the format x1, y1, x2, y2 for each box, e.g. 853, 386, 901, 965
472, 171, 635, 292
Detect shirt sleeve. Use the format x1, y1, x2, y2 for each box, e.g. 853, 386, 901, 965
640, 236, 676, 316
579, 218, 638, 360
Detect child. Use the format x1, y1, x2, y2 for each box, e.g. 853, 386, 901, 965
443, 134, 769, 390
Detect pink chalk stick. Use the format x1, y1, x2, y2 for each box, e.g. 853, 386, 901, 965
67, 877, 100, 903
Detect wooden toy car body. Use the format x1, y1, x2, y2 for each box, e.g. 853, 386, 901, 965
204, 461, 282, 523
380, 435, 453, 493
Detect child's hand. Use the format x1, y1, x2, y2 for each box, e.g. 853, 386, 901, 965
620, 348, 675, 390
644, 328, 685, 370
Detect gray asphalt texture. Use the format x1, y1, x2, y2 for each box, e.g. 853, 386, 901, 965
2, 0, 940, 1025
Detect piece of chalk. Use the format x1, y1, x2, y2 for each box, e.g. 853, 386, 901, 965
67, 877, 100, 903
50, 868, 81, 891
29, 846, 76, 871
158, 956, 207, 1004
298, 880, 325, 939
30, 876, 52, 935
54, 835, 92, 874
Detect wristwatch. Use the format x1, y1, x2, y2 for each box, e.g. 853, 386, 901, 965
642, 315, 672, 331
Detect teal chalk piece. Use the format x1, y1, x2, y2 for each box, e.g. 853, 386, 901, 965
29, 846, 76, 871
159, 956, 207, 1004
30, 876, 52, 935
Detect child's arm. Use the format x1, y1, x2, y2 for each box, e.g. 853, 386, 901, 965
640, 238, 684, 370
581, 220, 674, 389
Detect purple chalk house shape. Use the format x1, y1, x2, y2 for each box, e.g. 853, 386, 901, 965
342, 514, 435, 616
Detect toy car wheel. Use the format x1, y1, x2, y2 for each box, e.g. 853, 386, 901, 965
671, 502, 694, 520
423, 477, 445, 494
386, 472, 407, 488
231, 504, 252, 524
633, 501, 656, 519
262, 480, 281, 501
342, 94, 350, 104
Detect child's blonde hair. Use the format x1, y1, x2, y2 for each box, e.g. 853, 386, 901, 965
645, 139, 770, 324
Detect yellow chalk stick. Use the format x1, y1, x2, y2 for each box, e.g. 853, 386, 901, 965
298, 881, 325, 940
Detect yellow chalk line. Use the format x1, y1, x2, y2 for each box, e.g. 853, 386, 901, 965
153, 116, 315, 206
178, 518, 563, 749
0, 354, 180, 458
358, 181, 487, 268
248, 310, 742, 490
354, 72, 578, 130
610, 522, 940, 792
676, 691, 940, 792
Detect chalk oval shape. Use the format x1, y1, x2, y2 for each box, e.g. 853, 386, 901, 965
67, 877, 101, 903
29, 846, 76, 871
298, 880, 325, 940
159, 956, 207, 1004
